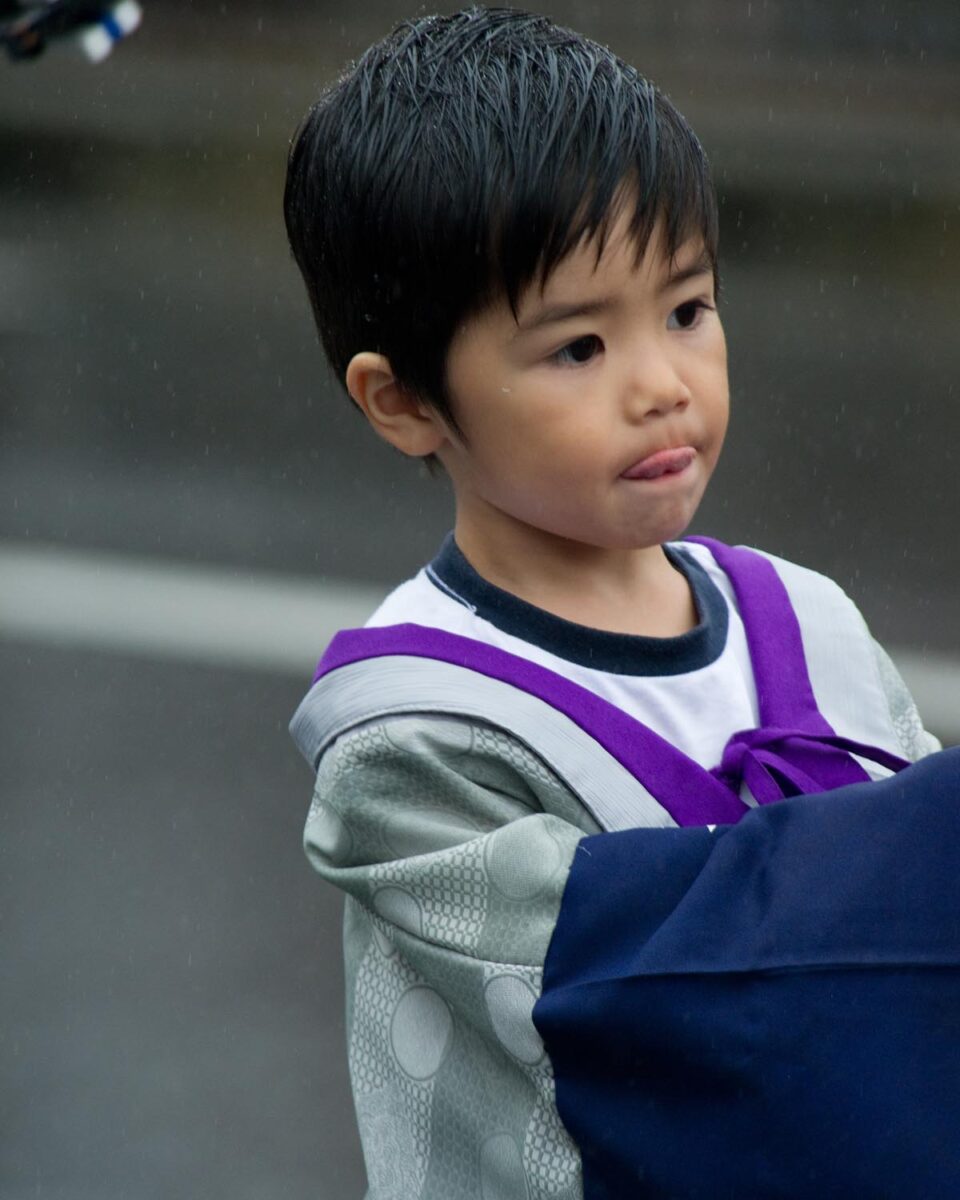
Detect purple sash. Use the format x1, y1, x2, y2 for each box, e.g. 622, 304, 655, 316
314, 540, 909, 826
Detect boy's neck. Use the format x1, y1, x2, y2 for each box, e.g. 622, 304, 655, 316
453, 518, 698, 639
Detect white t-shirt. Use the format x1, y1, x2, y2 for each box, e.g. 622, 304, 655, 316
366, 536, 759, 771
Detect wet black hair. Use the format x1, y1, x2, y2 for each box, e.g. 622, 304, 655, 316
284, 6, 718, 429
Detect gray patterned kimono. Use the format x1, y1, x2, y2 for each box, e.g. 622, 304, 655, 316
290, 547, 936, 1199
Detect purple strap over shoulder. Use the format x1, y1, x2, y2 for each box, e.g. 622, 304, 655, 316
317, 622, 747, 826
686, 536, 837, 731
686, 537, 908, 799
313, 540, 909, 826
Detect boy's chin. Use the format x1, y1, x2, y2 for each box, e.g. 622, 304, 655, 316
586, 528, 697, 554
615, 514, 701, 551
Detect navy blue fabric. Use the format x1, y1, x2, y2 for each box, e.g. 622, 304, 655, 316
534, 749, 960, 1198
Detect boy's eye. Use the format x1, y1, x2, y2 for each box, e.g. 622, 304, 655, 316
553, 334, 603, 366
668, 300, 711, 330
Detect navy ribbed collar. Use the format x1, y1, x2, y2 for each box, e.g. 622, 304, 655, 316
424, 535, 728, 676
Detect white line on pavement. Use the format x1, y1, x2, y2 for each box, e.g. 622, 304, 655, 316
1, 540, 957, 737
0, 540, 386, 678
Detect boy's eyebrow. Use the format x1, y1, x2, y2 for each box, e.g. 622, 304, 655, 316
514, 297, 616, 335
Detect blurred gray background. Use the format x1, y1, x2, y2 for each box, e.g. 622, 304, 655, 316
2, 1, 958, 1196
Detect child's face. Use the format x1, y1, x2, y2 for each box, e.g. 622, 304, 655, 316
436, 208, 729, 559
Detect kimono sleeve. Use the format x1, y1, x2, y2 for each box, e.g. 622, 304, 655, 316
303, 712, 599, 1200
536, 746, 960, 1199
871, 637, 943, 759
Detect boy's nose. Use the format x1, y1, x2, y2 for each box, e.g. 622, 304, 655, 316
623, 347, 692, 421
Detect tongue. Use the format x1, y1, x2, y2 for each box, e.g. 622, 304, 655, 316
627, 447, 694, 479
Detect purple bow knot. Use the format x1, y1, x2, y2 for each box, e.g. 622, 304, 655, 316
712, 726, 910, 806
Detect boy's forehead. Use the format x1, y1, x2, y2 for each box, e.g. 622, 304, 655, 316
520, 217, 710, 313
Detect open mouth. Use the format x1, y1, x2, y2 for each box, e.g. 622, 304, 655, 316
621, 446, 696, 480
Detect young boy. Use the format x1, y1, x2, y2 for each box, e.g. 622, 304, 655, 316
284, 9, 948, 1198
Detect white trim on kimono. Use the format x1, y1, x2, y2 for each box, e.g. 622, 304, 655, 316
291, 655, 677, 832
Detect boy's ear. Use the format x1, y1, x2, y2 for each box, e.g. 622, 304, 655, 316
345, 352, 448, 458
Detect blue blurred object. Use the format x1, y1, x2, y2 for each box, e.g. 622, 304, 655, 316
1, 0, 141, 61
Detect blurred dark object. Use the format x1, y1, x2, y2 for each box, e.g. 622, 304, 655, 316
1, 0, 140, 61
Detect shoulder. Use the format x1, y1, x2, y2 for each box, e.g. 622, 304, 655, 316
364, 565, 476, 633
304, 710, 604, 850
687, 539, 937, 761
748, 544, 855, 596
749, 546, 870, 633
293, 620, 680, 832
740, 548, 883, 709
682, 538, 860, 618
317, 712, 569, 801
363, 569, 434, 627
682, 538, 873, 651
709, 539, 876, 671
